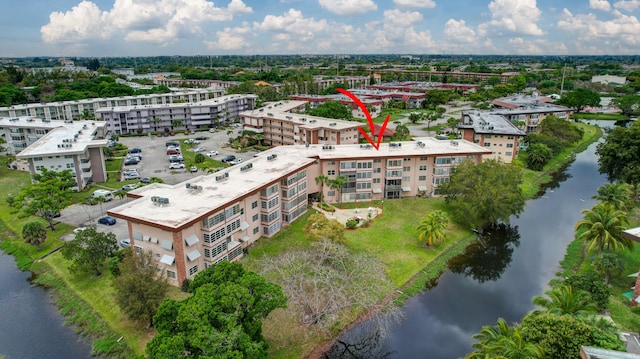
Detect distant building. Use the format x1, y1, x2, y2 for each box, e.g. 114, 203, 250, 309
591, 75, 626, 86
3, 117, 109, 189
0, 88, 225, 122
96, 94, 258, 135
491, 94, 554, 109
458, 111, 526, 163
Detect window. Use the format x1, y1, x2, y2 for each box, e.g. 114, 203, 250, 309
356, 172, 372, 179
420, 156, 428, 161
485, 134, 492, 138
373, 168, 381, 173
166, 270, 176, 279
506, 152, 512, 157
188, 265, 199, 277
253, 227, 259, 234
66, 163, 74, 169
506, 143, 514, 148
403, 166, 411, 172
387, 159, 402, 167
374, 159, 381, 163
251, 201, 258, 209
356, 182, 372, 190
357, 162, 373, 169
252, 213, 259, 222
226, 219, 241, 233
484, 142, 491, 147
419, 165, 427, 171
419, 176, 427, 181
373, 178, 381, 184
507, 135, 514, 139
328, 161, 335, 165
402, 176, 410, 183
327, 170, 336, 176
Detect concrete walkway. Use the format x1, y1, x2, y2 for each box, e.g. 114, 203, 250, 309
310, 202, 382, 225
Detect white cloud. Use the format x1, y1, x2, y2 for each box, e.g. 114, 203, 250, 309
383, 9, 423, 28
483, 0, 544, 36
614, 0, 640, 11
507, 37, 542, 54
42, 0, 253, 44
589, 0, 611, 11
443, 19, 476, 43
557, 8, 640, 49
318, 0, 377, 16
393, 0, 436, 8
205, 23, 252, 51
41, 1, 106, 43
254, 9, 329, 42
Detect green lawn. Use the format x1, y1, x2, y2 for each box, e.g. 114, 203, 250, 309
571, 112, 629, 121
179, 139, 227, 171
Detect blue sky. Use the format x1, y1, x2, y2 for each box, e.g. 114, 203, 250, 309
1, 0, 640, 57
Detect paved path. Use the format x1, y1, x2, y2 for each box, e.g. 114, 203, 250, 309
310, 202, 382, 225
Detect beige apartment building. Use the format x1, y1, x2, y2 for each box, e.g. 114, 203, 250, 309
241, 100, 361, 146
108, 138, 490, 286
458, 111, 526, 163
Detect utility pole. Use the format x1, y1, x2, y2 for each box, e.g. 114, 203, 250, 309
560, 63, 567, 96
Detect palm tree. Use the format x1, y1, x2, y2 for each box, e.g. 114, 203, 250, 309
592, 182, 632, 211
491, 330, 545, 359
574, 203, 631, 267
417, 210, 449, 246
254, 133, 264, 146
471, 318, 514, 350
315, 174, 329, 206
531, 284, 598, 317
22, 221, 47, 251
328, 175, 347, 204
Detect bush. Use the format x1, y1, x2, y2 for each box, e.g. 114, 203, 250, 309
345, 219, 358, 229
565, 272, 610, 311
320, 202, 335, 212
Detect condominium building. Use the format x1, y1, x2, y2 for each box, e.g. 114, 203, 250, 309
367, 81, 479, 94
289, 94, 383, 119
96, 94, 258, 135
9, 118, 108, 189
107, 137, 490, 286
348, 88, 425, 109
0, 88, 225, 122
0, 117, 64, 155
490, 105, 572, 133
458, 111, 526, 163
240, 101, 361, 146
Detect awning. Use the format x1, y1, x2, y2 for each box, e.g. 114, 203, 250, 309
228, 240, 241, 250
161, 239, 173, 251
240, 235, 250, 242
372, 188, 382, 194
418, 185, 427, 191
185, 234, 199, 246
160, 255, 175, 265
143, 235, 150, 242
187, 250, 201, 261
240, 221, 249, 230
150, 237, 158, 244
402, 186, 411, 192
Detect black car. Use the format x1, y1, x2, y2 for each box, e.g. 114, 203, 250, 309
98, 216, 116, 225
220, 155, 236, 163
128, 148, 142, 153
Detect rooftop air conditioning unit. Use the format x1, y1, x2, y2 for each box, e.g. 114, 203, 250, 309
267, 154, 277, 161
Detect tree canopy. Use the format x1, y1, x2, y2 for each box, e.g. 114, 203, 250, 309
611, 94, 640, 116
8, 168, 75, 230
438, 159, 526, 231
147, 261, 286, 359
303, 213, 346, 244
306, 100, 352, 119
61, 227, 118, 276
556, 88, 601, 112
596, 121, 640, 200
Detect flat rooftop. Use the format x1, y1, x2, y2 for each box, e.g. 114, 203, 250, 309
460, 111, 527, 136
243, 103, 362, 131
16, 121, 107, 157
0, 116, 65, 129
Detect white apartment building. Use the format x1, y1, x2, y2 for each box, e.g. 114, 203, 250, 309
240, 101, 361, 146
96, 94, 258, 135
0, 117, 64, 155
11, 119, 108, 189
108, 137, 490, 286
458, 111, 526, 163
0, 88, 225, 122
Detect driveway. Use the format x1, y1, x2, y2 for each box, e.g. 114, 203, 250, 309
58, 198, 130, 242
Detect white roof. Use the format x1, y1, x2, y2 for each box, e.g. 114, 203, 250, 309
15, 121, 107, 158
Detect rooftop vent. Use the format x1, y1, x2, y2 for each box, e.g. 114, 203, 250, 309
240, 163, 253, 172
389, 142, 402, 148
267, 154, 277, 161
451, 140, 459, 146
215, 172, 229, 182
185, 183, 203, 191
329, 122, 337, 126
151, 196, 169, 206
360, 144, 373, 149
416, 141, 426, 148
322, 145, 335, 150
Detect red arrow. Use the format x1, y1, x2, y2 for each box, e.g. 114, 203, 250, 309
336, 88, 389, 150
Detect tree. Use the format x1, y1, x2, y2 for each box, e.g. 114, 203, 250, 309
564, 272, 610, 312
194, 153, 205, 163
438, 159, 526, 231
314, 174, 329, 206
260, 239, 398, 333
304, 213, 346, 244
423, 89, 452, 109
592, 252, 625, 285
596, 121, 640, 200
531, 285, 598, 317
524, 143, 554, 171
557, 88, 600, 112
592, 182, 632, 211
306, 100, 351, 119
537, 115, 583, 146
391, 124, 409, 140
521, 313, 625, 359
611, 94, 640, 116
328, 175, 347, 203
575, 203, 631, 262
8, 168, 75, 230
147, 261, 286, 358
468, 318, 545, 359
61, 227, 118, 276
408, 113, 422, 124
446, 117, 459, 133
416, 210, 449, 247
112, 251, 170, 327
22, 221, 47, 251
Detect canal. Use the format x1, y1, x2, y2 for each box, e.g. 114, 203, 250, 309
0, 250, 92, 359
327, 139, 608, 358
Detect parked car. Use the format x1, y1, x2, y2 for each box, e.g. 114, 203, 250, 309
220, 155, 236, 163
190, 166, 198, 173
166, 149, 181, 155
140, 177, 151, 184
169, 162, 185, 169
184, 139, 199, 145
120, 238, 131, 248
122, 183, 139, 191
192, 146, 206, 153
228, 158, 244, 165
195, 136, 207, 141
124, 158, 139, 165
206, 150, 219, 157
165, 141, 179, 148
123, 173, 140, 180
73, 227, 90, 235
208, 128, 216, 133
169, 155, 184, 162
98, 216, 116, 225
128, 148, 142, 153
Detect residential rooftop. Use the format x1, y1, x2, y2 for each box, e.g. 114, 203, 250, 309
16, 120, 107, 157
460, 110, 527, 136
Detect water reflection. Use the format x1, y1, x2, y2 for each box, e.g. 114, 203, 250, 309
324, 320, 395, 359
448, 223, 521, 283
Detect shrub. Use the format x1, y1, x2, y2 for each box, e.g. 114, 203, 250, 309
345, 219, 358, 229
180, 279, 191, 293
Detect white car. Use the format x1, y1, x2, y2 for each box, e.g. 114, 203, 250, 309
169, 163, 185, 169
228, 158, 244, 165
206, 150, 219, 157
192, 146, 206, 153
122, 183, 139, 191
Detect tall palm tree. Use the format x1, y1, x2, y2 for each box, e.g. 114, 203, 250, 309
329, 175, 347, 204
417, 210, 449, 246
315, 174, 329, 206
254, 133, 264, 146
22, 221, 47, 251
592, 182, 632, 211
532, 284, 598, 317
575, 203, 631, 266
